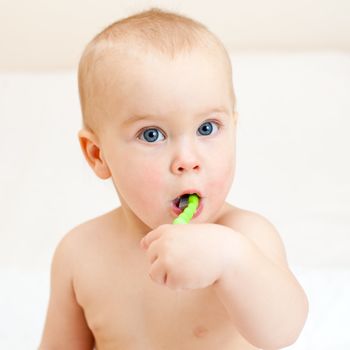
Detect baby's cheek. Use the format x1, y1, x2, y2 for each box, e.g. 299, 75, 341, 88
209, 157, 235, 192
135, 165, 165, 199
142, 167, 164, 189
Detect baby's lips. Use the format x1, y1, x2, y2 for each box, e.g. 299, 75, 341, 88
171, 194, 204, 219
172, 190, 203, 203
172, 192, 201, 210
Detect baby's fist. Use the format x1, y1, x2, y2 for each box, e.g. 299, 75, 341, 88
141, 223, 237, 291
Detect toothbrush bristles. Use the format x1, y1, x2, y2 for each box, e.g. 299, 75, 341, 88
178, 195, 189, 210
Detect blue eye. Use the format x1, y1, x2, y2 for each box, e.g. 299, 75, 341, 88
138, 128, 165, 143
197, 121, 219, 136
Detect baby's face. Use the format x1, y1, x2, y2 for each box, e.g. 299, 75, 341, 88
97, 48, 237, 230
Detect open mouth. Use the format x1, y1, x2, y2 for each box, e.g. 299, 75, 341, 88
173, 194, 190, 210
173, 193, 200, 209
171, 192, 203, 218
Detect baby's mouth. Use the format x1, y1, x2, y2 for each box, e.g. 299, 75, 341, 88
171, 192, 204, 219
172, 192, 201, 210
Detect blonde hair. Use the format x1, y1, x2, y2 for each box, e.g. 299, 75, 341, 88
78, 8, 235, 133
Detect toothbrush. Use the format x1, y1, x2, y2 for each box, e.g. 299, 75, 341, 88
173, 194, 199, 224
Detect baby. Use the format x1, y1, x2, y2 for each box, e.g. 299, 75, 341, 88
39, 8, 308, 350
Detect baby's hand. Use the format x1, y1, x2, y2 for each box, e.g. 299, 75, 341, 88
140, 223, 238, 290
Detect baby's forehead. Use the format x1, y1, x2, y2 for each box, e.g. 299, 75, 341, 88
81, 42, 235, 131
96, 47, 232, 108
95, 44, 231, 88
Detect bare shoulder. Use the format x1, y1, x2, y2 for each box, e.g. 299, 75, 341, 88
218, 203, 289, 268
40, 211, 120, 349
54, 208, 120, 265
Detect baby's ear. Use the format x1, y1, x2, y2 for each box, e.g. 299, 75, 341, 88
77, 128, 111, 180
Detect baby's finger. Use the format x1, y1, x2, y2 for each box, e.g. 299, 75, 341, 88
140, 226, 164, 249
148, 258, 167, 285
146, 242, 159, 264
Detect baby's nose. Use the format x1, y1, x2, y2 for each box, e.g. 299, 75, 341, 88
170, 138, 202, 174
171, 156, 201, 174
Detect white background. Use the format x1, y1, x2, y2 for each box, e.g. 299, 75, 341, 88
1, 0, 350, 69
1, 1, 349, 349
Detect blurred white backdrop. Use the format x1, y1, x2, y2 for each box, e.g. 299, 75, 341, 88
1, 0, 350, 69
1, 1, 350, 349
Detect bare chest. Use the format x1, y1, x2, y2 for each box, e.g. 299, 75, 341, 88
73, 237, 256, 350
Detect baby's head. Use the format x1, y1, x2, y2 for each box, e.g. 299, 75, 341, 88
78, 8, 238, 230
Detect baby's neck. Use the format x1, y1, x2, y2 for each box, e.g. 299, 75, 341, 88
116, 206, 150, 239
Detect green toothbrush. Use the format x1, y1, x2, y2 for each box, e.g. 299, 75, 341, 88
173, 194, 199, 224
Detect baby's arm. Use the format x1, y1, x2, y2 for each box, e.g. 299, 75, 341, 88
39, 231, 95, 350
213, 212, 309, 350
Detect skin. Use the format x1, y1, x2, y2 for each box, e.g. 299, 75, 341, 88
39, 47, 308, 350
86, 47, 237, 233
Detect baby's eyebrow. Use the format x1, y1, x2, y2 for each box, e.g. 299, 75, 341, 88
197, 107, 229, 117
122, 114, 159, 127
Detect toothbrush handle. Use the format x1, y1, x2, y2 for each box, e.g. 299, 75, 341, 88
173, 194, 199, 224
